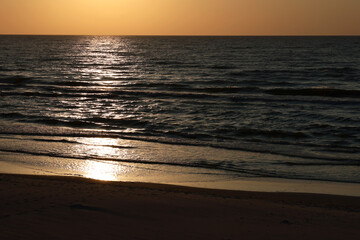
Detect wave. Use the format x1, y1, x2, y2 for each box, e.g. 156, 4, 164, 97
128, 82, 190, 90
279, 161, 360, 166
0, 91, 83, 99
0, 75, 33, 85
265, 88, 360, 98
0, 88, 222, 100
41, 82, 260, 95
130, 84, 260, 94
209, 64, 236, 70
1, 125, 358, 164
163, 130, 220, 140
0, 148, 262, 177
232, 128, 308, 139
32, 119, 102, 128
1, 146, 359, 183
317, 66, 358, 73
228, 95, 360, 108
53, 81, 93, 87
152, 60, 201, 69
154, 60, 183, 65
85, 117, 149, 128
0, 112, 148, 129
32, 117, 148, 129
30, 138, 136, 149
0, 112, 27, 119
107, 90, 222, 100
227, 66, 359, 78
197, 87, 259, 94
0, 66, 12, 72
228, 69, 300, 77
39, 57, 65, 62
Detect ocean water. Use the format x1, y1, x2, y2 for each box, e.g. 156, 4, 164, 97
0, 35, 359, 184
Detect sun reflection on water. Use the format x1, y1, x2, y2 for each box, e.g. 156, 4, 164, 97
55, 36, 142, 181
52, 36, 144, 129
84, 160, 124, 181
76, 36, 134, 81
71, 138, 136, 181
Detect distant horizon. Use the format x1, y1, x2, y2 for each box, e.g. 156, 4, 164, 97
1, 34, 359, 37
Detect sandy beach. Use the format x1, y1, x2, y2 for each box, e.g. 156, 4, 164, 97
1, 174, 359, 240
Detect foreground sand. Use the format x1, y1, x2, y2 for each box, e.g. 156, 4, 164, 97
0, 174, 359, 240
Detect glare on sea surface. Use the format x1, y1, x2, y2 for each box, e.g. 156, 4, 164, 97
84, 160, 125, 181
77, 36, 133, 81
70, 138, 136, 181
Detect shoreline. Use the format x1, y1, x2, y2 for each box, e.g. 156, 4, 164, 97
1, 156, 360, 197
1, 173, 360, 239
1, 134, 360, 198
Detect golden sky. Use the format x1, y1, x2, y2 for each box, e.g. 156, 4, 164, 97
0, 0, 359, 35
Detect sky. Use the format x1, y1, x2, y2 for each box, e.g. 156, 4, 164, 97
0, 0, 359, 35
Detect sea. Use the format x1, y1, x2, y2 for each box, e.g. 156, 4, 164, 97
0, 35, 359, 187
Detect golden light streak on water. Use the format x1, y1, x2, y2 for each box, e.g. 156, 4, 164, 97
71, 138, 136, 181
83, 160, 123, 181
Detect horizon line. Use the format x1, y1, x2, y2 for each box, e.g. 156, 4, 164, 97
0, 34, 359, 37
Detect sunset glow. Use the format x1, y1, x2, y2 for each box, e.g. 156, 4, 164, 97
1, 0, 359, 35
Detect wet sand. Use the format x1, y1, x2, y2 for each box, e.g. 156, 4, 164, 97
1, 174, 360, 240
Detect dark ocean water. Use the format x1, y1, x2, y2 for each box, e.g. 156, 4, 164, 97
0, 35, 359, 183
